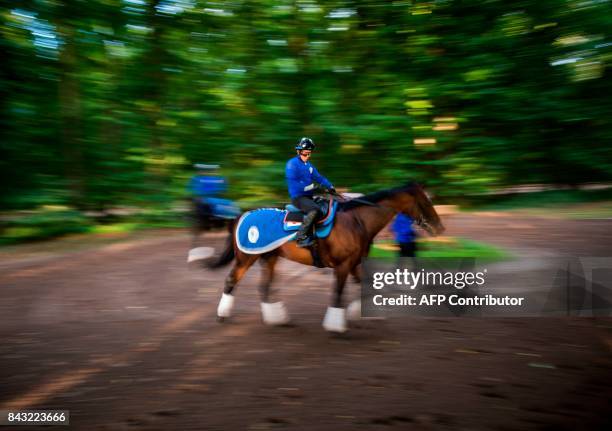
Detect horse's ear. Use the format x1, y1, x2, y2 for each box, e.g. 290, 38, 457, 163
404, 179, 419, 188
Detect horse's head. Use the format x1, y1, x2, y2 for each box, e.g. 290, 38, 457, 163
400, 183, 445, 236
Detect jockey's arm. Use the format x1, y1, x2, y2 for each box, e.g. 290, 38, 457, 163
312, 166, 333, 189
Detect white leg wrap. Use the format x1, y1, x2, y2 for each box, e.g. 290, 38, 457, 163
346, 299, 361, 321
261, 302, 290, 325
323, 307, 347, 333
187, 247, 214, 263
217, 293, 235, 318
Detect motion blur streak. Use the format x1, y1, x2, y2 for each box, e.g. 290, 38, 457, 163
0, 367, 102, 411
157, 308, 206, 335
0, 308, 209, 410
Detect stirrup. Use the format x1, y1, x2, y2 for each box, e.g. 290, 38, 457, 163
297, 236, 315, 247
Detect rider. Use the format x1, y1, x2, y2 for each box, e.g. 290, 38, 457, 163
391, 213, 417, 257
188, 164, 227, 217
286, 137, 336, 247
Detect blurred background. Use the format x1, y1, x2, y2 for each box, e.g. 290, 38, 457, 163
1, 0, 611, 243
1, 2, 612, 429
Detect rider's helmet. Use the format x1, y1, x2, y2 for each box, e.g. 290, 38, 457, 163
295, 137, 315, 151
194, 163, 220, 171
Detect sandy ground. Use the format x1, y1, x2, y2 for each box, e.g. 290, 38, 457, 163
0, 214, 611, 430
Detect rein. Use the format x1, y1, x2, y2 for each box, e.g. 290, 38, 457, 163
328, 190, 381, 208
329, 190, 432, 232
341, 196, 379, 207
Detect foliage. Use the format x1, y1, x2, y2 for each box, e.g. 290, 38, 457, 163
0, 206, 185, 244
1, 0, 610, 214
370, 238, 511, 260
463, 188, 612, 210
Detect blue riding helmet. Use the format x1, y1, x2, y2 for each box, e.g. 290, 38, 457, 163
295, 137, 315, 151
194, 163, 220, 170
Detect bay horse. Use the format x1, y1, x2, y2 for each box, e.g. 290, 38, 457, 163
207, 182, 445, 332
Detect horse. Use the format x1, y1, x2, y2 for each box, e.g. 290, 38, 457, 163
187, 197, 241, 263
206, 182, 445, 332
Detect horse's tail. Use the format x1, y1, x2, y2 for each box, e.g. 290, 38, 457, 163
205, 218, 236, 269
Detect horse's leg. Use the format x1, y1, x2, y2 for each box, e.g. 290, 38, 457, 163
190, 225, 199, 249
216, 251, 258, 321
257, 252, 278, 302
347, 263, 363, 321
323, 261, 352, 333
258, 252, 290, 325
187, 204, 212, 262
187, 223, 216, 263
350, 264, 362, 284
190, 201, 203, 248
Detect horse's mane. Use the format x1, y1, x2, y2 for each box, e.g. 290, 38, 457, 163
338, 182, 420, 211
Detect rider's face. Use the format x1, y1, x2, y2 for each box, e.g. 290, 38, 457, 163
299, 151, 312, 162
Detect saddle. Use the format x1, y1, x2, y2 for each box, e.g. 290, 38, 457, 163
282, 197, 334, 229
196, 197, 241, 219
235, 198, 338, 255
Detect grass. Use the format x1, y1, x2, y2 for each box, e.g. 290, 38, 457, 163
0, 207, 186, 246
370, 237, 511, 261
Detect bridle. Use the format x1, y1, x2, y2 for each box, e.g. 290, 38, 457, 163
329, 189, 434, 232
414, 214, 433, 233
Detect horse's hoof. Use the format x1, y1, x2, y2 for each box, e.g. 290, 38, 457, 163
187, 246, 215, 263
322, 307, 347, 333
217, 293, 235, 318
261, 302, 291, 326
217, 316, 226, 323
279, 322, 297, 328
329, 331, 351, 340
346, 300, 361, 321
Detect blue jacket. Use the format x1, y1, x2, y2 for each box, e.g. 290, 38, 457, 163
188, 175, 227, 197
285, 156, 332, 199
392, 213, 416, 243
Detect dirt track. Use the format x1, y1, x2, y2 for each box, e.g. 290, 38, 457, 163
1, 214, 611, 430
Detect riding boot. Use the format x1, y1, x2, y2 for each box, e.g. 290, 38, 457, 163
296, 210, 318, 247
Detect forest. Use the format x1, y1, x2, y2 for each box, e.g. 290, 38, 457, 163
1, 0, 610, 227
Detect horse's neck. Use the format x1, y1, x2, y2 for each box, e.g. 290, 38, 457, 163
353, 201, 397, 242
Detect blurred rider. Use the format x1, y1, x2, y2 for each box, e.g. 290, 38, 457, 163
392, 213, 417, 257
188, 164, 227, 217
285, 137, 335, 247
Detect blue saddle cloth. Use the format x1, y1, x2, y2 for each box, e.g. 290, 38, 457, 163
200, 197, 241, 219
236, 201, 338, 254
